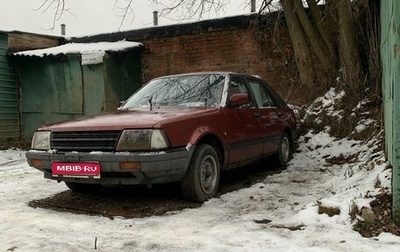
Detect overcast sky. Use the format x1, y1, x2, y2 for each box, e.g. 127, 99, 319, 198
0, 0, 260, 37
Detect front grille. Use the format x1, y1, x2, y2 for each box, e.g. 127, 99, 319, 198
51, 131, 121, 152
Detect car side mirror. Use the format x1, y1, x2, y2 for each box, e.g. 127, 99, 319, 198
228, 93, 250, 108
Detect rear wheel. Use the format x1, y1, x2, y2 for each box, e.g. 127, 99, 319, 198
65, 182, 103, 194
180, 144, 220, 202
275, 132, 292, 166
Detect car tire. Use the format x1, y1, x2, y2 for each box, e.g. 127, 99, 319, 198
65, 182, 103, 194
180, 144, 220, 202
275, 132, 292, 167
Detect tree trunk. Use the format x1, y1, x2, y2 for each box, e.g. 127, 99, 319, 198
280, 0, 317, 98
337, 0, 363, 86
306, 0, 337, 68
292, 0, 335, 73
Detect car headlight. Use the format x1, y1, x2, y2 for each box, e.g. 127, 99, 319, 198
116, 129, 169, 151
31, 131, 51, 150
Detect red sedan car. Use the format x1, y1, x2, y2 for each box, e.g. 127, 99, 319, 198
27, 72, 297, 202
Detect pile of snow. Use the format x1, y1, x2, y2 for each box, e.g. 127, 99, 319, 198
302, 87, 379, 137
0, 89, 399, 251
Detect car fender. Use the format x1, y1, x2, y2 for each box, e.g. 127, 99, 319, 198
187, 125, 221, 145
187, 125, 229, 166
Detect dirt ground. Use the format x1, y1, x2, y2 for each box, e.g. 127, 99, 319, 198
354, 191, 400, 238
29, 160, 285, 219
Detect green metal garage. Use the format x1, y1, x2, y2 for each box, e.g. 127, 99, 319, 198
12, 41, 144, 138
0, 32, 19, 139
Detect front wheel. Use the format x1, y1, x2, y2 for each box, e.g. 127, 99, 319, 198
180, 144, 220, 202
275, 132, 292, 167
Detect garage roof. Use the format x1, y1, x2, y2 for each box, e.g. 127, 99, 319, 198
12, 40, 143, 65
13, 40, 143, 57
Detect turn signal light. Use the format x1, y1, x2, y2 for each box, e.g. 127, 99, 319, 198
119, 162, 141, 170
31, 159, 44, 168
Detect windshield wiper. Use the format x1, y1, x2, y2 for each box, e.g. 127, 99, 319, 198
148, 95, 153, 111
146, 93, 158, 111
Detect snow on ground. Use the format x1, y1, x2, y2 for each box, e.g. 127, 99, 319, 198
1, 90, 400, 251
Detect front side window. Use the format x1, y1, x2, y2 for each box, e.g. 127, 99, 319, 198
122, 74, 225, 109
228, 76, 254, 108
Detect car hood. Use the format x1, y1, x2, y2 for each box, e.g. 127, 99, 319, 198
39, 107, 219, 132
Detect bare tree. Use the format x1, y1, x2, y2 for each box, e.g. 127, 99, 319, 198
37, 0, 380, 99
114, 0, 134, 30
151, 0, 229, 20
337, 0, 363, 86
36, 0, 229, 31
34, 0, 72, 31
280, 0, 317, 97
260, 0, 379, 99
35, 0, 132, 31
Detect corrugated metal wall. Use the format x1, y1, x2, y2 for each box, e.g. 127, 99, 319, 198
0, 33, 19, 139
82, 64, 105, 115
15, 50, 142, 138
381, 0, 393, 160
381, 0, 400, 223
82, 51, 142, 115
103, 51, 142, 110
18, 55, 83, 138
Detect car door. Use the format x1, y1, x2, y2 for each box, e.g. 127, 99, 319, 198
223, 76, 264, 166
245, 77, 284, 155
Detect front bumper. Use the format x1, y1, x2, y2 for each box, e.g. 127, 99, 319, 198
26, 147, 194, 185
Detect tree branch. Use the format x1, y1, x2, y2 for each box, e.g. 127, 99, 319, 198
37, 0, 229, 31
151, 0, 228, 21
35, 0, 70, 32
116, 0, 135, 30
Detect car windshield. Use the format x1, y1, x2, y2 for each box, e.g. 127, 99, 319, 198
122, 74, 226, 109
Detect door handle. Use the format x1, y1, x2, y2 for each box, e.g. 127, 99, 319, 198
254, 112, 261, 118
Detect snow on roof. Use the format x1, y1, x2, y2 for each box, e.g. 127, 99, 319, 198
13, 40, 143, 57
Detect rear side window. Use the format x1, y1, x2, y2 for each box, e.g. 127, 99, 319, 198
247, 79, 277, 108
247, 77, 288, 108
264, 84, 288, 108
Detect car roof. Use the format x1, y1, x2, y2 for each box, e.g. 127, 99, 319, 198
152, 71, 260, 79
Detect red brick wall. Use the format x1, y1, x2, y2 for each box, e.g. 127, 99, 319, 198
141, 27, 300, 103
70, 15, 304, 103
